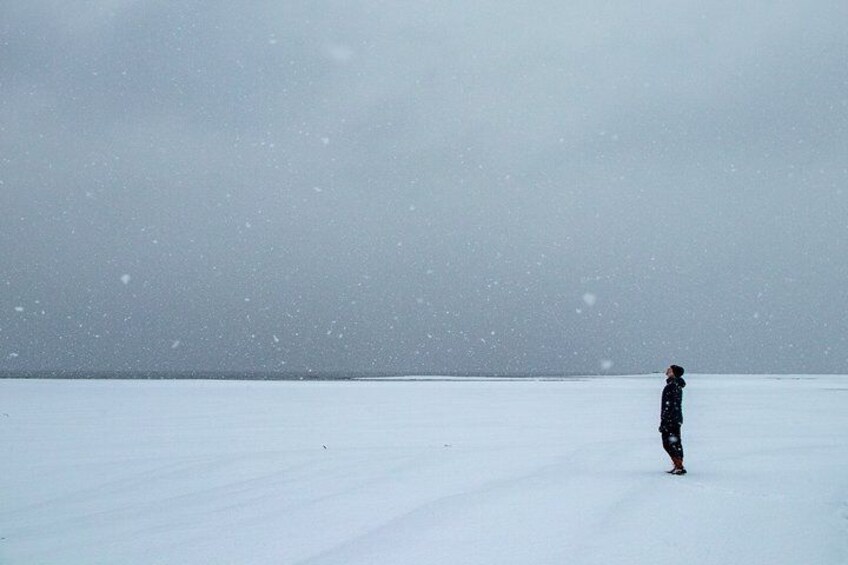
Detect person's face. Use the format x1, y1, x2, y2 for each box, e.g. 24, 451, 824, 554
665, 367, 675, 378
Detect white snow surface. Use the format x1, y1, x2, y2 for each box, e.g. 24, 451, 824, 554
1, 375, 847, 564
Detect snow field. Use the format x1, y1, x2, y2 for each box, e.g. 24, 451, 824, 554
1, 375, 846, 564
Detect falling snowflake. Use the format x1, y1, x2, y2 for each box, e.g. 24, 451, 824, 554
326, 44, 353, 63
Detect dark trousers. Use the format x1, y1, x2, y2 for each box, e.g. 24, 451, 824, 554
661, 426, 684, 460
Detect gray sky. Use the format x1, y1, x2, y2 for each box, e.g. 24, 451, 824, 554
2, 1, 847, 375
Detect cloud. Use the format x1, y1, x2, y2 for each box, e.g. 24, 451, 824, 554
2, 1, 847, 374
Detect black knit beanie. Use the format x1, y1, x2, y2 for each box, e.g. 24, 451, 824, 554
670, 365, 685, 378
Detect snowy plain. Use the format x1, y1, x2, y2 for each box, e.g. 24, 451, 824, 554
1, 374, 846, 565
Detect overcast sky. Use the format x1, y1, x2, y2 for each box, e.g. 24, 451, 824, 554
2, 1, 847, 375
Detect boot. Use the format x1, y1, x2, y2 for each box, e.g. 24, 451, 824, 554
670, 457, 686, 475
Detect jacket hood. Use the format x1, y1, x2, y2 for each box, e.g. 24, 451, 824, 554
667, 376, 686, 388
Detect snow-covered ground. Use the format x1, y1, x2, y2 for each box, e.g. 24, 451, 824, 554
1, 375, 846, 564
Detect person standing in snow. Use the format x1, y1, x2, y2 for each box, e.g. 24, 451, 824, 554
659, 364, 687, 475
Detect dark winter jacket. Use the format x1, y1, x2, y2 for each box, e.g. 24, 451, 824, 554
659, 376, 686, 432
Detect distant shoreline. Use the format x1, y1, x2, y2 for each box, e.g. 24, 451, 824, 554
0, 370, 621, 381
1, 371, 843, 381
